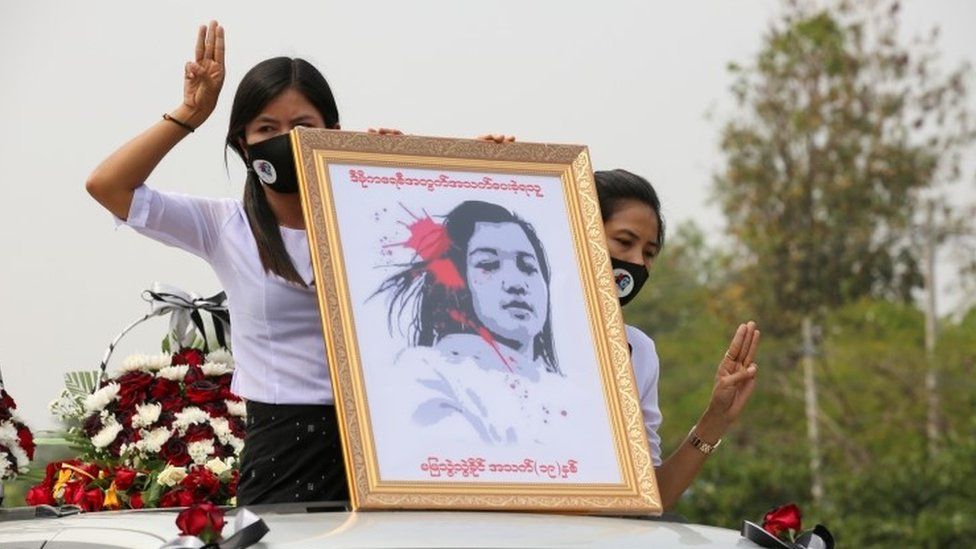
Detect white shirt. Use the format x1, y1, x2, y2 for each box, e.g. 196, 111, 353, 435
119, 185, 332, 405
625, 324, 663, 466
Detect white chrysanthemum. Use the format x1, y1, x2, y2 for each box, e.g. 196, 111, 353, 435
173, 407, 209, 431
84, 383, 120, 413
210, 417, 232, 444
157, 465, 187, 487
8, 442, 29, 472
205, 457, 232, 476
205, 349, 234, 368
188, 439, 216, 465
91, 422, 124, 449
131, 402, 162, 429
0, 422, 18, 444
156, 365, 189, 381
119, 353, 172, 373
225, 399, 246, 417
136, 427, 173, 454
229, 436, 244, 454
201, 362, 233, 377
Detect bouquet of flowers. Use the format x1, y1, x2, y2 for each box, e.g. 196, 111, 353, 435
30, 347, 244, 510
0, 384, 35, 483
28, 285, 243, 510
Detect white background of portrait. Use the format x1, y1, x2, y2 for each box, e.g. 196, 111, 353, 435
2, 1, 973, 431
327, 163, 619, 483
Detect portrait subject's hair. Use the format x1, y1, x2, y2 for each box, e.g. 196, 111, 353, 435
225, 57, 340, 285
376, 200, 560, 374
594, 169, 666, 250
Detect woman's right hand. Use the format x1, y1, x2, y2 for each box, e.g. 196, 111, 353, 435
181, 21, 225, 125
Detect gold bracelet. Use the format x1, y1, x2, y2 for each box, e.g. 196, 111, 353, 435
688, 425, 722, 455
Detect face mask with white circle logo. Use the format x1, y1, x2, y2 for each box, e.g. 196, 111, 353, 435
611, 257, 649, 307
245, 133, 299, 194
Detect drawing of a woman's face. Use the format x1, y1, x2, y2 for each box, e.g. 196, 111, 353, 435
466, 222, 549, 350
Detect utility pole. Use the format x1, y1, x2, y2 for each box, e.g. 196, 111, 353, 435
923, 199, 940, 456
802, 316, 823, 504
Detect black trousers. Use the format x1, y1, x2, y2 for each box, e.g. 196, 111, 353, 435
236, 401, 349, 505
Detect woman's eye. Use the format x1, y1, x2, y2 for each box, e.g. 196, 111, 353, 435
475, 260, 500, 272
518, 258, 539, 275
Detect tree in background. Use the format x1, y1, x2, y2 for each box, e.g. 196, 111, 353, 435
712, 0, 973, 504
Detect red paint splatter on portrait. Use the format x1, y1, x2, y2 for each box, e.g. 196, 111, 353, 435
448, 309, 513, 373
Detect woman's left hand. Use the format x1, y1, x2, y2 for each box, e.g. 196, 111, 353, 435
477, 134, 516, 143
367, 127, 404, 135
707, 321, 760, 427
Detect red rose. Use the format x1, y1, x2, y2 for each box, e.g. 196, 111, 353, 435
63, 480, 86, 506
0, 389, 15, 409
186, 380, 222, 405
229, 418, 246, 439
184, 365, 206, 385
82, 413, 104, 437
80, 488, 105, 512
117, 371, 154, 410
216, 374, 233, 388
182, 466, 220, 502
173, 348, 205, 367
220, 386, 240, 401
176, 502, 225, 542
79, 461, 102, 479
227, 470, 239, 497
129, 491, 144, 509
113, 467, 138, 491
762, 503, 803, 539
161, 437, 192, 467
16, 423, 35, 460
150, 378, 181, 400
26, 485, 56, 506
159, 397, 184, 416
184, 423, 215, 443
160, 487, 195, 508
200, 400, 227, 417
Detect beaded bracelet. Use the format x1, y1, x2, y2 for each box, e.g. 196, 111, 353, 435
162, 113, 195, 133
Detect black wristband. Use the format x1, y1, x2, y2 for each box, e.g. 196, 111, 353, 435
162, 113, 195, 133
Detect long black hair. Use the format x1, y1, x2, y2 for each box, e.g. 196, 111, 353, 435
226, 57, 340, 285
376, 201, 560, 374
594, 169, 666, 249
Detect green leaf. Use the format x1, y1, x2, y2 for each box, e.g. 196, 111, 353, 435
64, 370, 101, 396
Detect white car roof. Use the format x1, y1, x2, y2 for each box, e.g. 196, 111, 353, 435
0, 506, 760, 548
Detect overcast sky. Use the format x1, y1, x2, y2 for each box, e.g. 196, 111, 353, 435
3, 1, 974, 429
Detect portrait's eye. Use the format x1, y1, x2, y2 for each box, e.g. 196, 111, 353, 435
517, 255, 539, 276
474, 259, 500, 272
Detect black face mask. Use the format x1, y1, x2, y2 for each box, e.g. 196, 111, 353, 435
612, 257, 649, 307
245, 133, 299, 194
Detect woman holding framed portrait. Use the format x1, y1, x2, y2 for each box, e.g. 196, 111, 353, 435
595, 168, 761, 510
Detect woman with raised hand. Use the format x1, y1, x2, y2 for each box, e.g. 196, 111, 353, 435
595, 168, 760, 510
86, 21, 350, 505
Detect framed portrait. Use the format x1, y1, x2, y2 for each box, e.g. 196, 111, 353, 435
292, 128, 661, 514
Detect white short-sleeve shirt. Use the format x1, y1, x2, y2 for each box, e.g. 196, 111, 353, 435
119, 185, 332, 405
626, 324, 663, 466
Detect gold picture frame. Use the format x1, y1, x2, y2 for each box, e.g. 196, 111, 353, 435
292, 128, 661, 514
